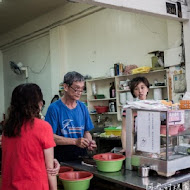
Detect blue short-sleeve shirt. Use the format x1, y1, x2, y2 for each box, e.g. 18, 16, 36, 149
45, 99, 94, 138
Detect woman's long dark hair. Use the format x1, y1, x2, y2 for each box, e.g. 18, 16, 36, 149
3, 83, 43, 137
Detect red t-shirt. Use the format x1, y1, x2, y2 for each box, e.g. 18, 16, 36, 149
1, 118, 56, 190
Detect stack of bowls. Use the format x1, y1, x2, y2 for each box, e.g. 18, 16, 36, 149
94, 106, 109, 113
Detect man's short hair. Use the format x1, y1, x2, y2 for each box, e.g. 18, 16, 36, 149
63, 71, 84, 86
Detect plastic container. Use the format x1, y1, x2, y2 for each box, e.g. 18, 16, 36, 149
180, 100, 190, 109
92, 82, 97, 95
94, 94, 105, 99
160, 125, 180, 136
58, 166, 74, 187
110, 67, 115, 77
59, 171, 93, 190
104, 127, 121, 136
59, 166, 74, 174
94, 106, 109, 114
93, 153, 125, 172
138, 166, 150, 177
131, 66, 151, 74
174, 145, 190, 155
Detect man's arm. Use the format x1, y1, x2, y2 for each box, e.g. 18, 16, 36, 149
54, 134, 76, 145
54, 134, 90, 148
84, 131, 92, 141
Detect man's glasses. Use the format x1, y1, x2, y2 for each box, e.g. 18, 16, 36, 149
69, 86, 84, 94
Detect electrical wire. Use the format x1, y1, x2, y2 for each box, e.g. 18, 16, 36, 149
28, 51, 50, 74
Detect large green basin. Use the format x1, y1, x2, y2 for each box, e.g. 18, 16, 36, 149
59, 171, 93, 190
93, 153, 125, 172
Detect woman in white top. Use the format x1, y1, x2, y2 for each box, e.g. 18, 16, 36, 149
121, 77, 150, 152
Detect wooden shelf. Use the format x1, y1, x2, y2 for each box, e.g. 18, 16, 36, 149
117, 86, 167, 92
115, 69, 167, 79
117, 89, 130, 92
86, 76, 115, 82
86, 69, 169, 121
88, 98, 116, 101
150, 86, 167, 89
90, 112, 117, 115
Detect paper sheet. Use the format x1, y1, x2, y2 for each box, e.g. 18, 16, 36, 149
137, 111, 160, 153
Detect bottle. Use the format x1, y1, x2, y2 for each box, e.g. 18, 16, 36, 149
109, 102, 115, 112
110, 67, 115, 77
114, 64, 118, 76
109, 82, 116, 98
109, 83, 112, 98
59, 82, 64, 91
119, 63, 123, 76
92, 82, 97, 95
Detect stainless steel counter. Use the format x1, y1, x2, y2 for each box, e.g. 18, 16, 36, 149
62, 160, 190, 190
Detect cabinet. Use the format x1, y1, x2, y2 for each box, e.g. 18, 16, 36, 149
86, 69, 169, 121
86, 76, 117, 115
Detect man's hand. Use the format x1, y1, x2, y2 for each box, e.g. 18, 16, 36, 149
75, 138, 90, 148
46, 159, 60, 176
88, 140, 97, 151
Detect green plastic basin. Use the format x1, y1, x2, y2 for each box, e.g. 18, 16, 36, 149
93, 153, 125, 172
57, 166, 74, 186
59, 166, 74, 173
59, 171, 93, 190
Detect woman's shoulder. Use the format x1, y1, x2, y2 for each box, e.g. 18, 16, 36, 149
33, 118, 54, 141
34, 118, 52, 128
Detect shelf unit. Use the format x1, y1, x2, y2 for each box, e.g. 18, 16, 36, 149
86, 77, 116, 116
86, 69, 169, 121
88, 98, 116, 102
115, 69, 168, 120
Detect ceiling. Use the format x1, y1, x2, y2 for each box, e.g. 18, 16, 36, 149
0, 0, 69, 35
